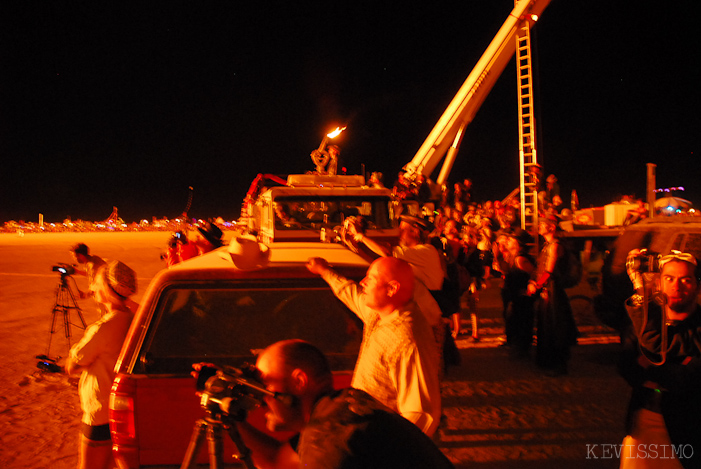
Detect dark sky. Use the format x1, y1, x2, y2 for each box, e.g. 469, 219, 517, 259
1, 1, 699, 223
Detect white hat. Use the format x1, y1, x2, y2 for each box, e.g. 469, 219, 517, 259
228, 235, 270, 270
104, 260, 137, 298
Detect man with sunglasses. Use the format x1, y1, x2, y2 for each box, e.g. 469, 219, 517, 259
619, 250, 701, 468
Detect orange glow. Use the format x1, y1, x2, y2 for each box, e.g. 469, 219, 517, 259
326, 126, 347, 139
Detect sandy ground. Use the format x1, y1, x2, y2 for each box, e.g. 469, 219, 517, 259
0, 232, 631, 468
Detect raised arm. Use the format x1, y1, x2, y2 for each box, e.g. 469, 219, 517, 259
306, 257, 369, 323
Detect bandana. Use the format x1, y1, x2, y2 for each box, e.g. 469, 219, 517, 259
658, 250, 697, 270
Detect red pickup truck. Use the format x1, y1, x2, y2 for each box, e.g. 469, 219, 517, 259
110, 242, 368, 468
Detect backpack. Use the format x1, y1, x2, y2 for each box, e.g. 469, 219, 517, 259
558, 241, 583, 289
429, 237, 469, 318
438, 237, 471, 294
446, 260, 471, 295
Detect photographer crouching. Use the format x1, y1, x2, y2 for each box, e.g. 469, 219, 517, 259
619, 249, 701, 468
228, 340, 453, 469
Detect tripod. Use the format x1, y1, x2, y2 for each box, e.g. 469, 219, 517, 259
43, 274, 86, 360
180, 414, 255, 469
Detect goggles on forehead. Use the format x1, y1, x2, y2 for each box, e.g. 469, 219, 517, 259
658, 250, 698, 270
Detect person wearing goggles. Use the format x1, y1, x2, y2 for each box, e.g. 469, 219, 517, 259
620, 249, 701, 468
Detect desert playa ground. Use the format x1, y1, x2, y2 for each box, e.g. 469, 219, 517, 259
0, 231, 630, 468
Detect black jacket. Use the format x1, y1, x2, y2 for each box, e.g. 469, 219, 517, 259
619, 302, 701, 468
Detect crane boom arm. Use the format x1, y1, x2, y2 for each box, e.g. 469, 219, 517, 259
404, 0, 551, 184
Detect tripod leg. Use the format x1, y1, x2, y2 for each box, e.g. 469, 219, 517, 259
180, 419, 209, 469
207, 423, 224, 469
54, 285, 72, 347
66, 284, 86, 328
46, 290, 61, 357
227, 424, 257, 469
53, 280, 86, 351
64, 303, 72, 348
46, 284, 66, 358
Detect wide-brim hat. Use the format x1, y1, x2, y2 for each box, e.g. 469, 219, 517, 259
197, 222, 224, 248
509, 228, 534, 247
399, 215, 433, 232
104, 260, 137, 298
228, 235, 270, 270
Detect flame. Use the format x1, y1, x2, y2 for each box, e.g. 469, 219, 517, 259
326, 126, 347, 139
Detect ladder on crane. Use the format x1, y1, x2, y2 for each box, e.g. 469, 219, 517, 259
402, 0, 551, 188
516, 22, 539, 245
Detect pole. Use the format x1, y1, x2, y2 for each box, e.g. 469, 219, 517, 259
646, 163, 656, 218
436, 121, 468, 186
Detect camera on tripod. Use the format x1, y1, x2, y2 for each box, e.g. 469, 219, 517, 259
52, 263, 75, 276
183, 363, 286, 469
36, 262, 86, 372
194, 364, 278, 422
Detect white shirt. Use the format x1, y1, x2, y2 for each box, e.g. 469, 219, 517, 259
321, 269, 442, 436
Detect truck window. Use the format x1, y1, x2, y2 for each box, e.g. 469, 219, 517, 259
135, 279, 362, 374
670, 233, 684, 251
275, 196, 392, 230
683, 233, 701, 259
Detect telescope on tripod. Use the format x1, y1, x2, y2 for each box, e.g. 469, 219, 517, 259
36, 263, 86, 372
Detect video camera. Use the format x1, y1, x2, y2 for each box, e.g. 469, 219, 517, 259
626, 249, 661, 293
52, 263, 75, 276
160, 231, 189, 260
323, 215, 369, 251
194, 364, 292, 422
627, 251, 659, 274
36, 355, 63, 373
344, 215, 368, 235
169, 231, 188, 248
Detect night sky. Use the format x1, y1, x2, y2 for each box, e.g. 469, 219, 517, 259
2, 1, 698, 223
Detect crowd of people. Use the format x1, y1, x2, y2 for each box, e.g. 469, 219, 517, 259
55, 176, 701, 467
383, 170, 577, 348
381, 170, 701, 467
